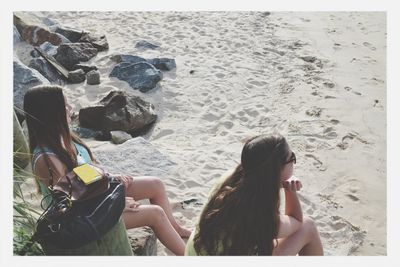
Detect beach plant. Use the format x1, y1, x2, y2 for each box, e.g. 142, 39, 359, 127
13, 153, 44, 255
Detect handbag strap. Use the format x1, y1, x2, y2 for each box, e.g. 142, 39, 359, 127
41, 151, 55, 189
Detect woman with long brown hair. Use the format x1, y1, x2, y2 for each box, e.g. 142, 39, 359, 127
23, 85, 191, 255
185, 134, 323, 255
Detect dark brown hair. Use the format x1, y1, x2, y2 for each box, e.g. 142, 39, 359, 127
193, 134, 290, 255
23, 85, 95, 171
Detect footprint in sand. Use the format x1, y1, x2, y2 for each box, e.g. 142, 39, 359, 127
344, 86, 362, 96
305, 154, 327, 171
279, 83, 295, 94
363, 42, 376, 51
337, 132, 370, 150
305, 106, 322, 117
322, 81, 335, 88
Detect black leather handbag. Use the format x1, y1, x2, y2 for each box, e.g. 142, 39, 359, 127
19, 155, 126, 254
33, 175, 125, 249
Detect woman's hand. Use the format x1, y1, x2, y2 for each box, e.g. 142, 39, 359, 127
282, 176, 302, 192
114, 174, 133, 190
123, 197, 140, 212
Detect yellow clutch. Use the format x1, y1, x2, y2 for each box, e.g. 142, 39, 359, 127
73, 164, 102, 185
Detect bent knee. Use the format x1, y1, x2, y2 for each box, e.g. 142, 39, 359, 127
148, 205, 167, 226
302, 216, 319, 235
149, 177, 165, 192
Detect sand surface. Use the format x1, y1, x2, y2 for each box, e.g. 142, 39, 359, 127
16, 11, 386, 255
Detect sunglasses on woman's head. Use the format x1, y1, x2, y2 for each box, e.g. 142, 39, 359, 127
285, 152, 296, 164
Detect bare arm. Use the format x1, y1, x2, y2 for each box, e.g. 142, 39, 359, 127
277, 177, 303, 238
34, 154, 68, 187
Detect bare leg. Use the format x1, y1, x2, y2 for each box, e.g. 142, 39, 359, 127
126, 176, 191, 238
122, 204, 185, 255
272, 217, 323, 256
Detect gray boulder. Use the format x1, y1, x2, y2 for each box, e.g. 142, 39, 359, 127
13, 26, 21, 45
30, 42, 58, 58
68, 69, 86, 83
13, 12, 64, 46
79, 90, 157, 136
147, 58, 176, 71
28, 57, 64, 84
93, 136, 175, 177
86, 70, 100, 85
39, 41, 58, 57
79, 32, 109, 51
111, 130, 132, 144
55, 43, 98, 70
111, 54, 176, 71
110, 62, 163, 92
13, 58, 50, 109
127, 227, 157, 256
55, 26, 84, 42
135, 40, 159, 50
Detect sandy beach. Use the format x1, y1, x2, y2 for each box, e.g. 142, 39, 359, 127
14, 11, 386, 255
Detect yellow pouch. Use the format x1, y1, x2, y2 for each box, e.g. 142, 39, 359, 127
73, 164, 102, 185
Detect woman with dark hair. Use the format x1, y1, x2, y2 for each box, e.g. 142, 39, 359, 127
185, 134, 323, 255
23, 85, 191, 255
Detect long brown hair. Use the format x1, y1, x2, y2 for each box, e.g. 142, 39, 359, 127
23, 85, 95, 171
193, 134, 290, 255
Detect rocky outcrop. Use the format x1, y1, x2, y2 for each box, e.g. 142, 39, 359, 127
79, 90, 157, 136
13, 58, 50, 109
93, 136, 176, 177
55, 43, 98, 70
55, 26, 84, 42
79, 32, 109, 51
109, 62, 163, 92
28, 57, 64, 84
13, 12, 68, 46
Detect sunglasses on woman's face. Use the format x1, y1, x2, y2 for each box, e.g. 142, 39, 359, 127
285, 152, 296, 164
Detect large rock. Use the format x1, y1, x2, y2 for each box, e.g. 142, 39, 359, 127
13, 58, 50, 109
79, 90, 157, 136
55, 43, 98, 70
93, 136, 176, 177
110, 62, 163, 92
127, 227, 157, 256
55, 26, 84, 42
13, 12, 65, 46
28, 57, 64, 84
30, 42, 58, 58
111, 54, 176, 71
79, 32, 109, 51
13, 25, 21, 45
